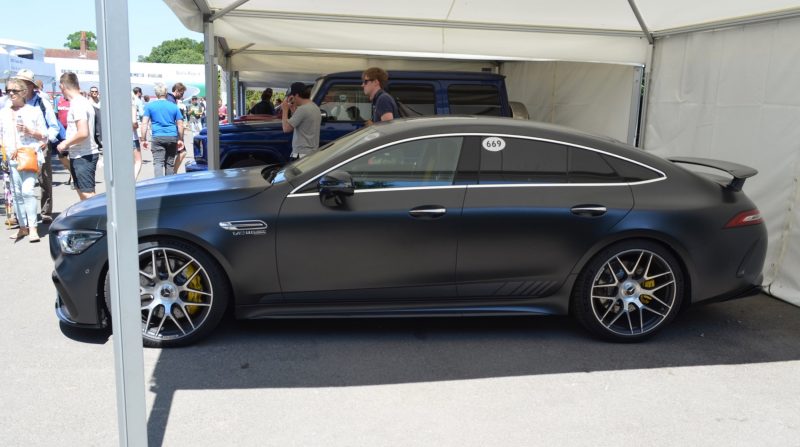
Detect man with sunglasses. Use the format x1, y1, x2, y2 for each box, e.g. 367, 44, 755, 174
13, 69, 59, 224
362, 67, 398, 126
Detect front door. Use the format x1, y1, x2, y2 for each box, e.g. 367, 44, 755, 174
277, 136, 466, 302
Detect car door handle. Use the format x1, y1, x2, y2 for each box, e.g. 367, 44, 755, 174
570, 206, 607, 217
409, 207, 447, 218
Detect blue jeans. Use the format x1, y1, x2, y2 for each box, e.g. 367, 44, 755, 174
9, 164, 38, 229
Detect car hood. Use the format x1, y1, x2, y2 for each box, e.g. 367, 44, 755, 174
64, 167, 272, 218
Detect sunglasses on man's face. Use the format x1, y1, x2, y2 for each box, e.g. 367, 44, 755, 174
5, 89, 23, 95
90, 90, 99, 94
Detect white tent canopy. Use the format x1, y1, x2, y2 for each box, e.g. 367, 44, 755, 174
163, 0, 800, 307
166, 0, 800, 68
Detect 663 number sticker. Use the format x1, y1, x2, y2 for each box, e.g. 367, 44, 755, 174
482, 137, 506, 152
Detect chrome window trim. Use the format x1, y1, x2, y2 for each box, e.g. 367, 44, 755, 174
290, 184, 468, 198
288, 132, 667, 197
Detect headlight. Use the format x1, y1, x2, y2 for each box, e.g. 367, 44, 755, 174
57, 230, 104, 254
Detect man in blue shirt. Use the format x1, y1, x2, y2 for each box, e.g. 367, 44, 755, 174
140, 83, 184, 177
362, 67, 399, 125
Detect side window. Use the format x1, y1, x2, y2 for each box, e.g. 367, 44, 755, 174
448, 84, 502, 116
340, 137, 463, 190
479, 138, 567, 184
388, 84, 436, 116
602, 155, 663, 182
318, 84, 370, 122
569, 148, 621, 183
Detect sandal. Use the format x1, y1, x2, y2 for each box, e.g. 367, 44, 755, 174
28, 228, 40, 243
9, 228, 28, 240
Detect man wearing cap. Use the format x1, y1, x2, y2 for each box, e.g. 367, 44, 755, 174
14, 69, 59, 223
281, 82, 321, 159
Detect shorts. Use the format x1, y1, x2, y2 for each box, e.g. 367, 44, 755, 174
69, 154, 99, 193
133, 139, 140, 150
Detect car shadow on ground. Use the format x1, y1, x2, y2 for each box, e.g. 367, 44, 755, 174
142, 294, 800, 445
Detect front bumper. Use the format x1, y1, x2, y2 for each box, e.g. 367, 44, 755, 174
50, 233, 109, 328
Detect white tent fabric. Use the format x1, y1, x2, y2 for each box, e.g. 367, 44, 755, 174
503, 62, 639, 143
163, 0, 800, 305
167, 0, 800, 67
644, 16, 800, 306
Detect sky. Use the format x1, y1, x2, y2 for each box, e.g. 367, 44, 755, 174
1, 0, 202, 61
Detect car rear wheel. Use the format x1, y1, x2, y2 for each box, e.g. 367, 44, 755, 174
105, 239, 229, 348
571, 240, 684, 342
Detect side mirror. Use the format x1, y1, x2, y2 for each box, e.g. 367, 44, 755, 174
318, 170, 354, 206
320, 110, 329, 121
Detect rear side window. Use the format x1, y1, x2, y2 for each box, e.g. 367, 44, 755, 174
448, 85, 502, 116
569, 148, 621, 183
389, 84, 436, 116
602, 155, 662, 182
479, 137, 567, 184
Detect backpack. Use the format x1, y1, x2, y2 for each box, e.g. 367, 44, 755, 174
394, 97, 423, 118
34, 94, 62, 143
93, 107, 102, 149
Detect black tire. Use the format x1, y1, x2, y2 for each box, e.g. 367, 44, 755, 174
571, 239, 685, 342
104, 238, 230, 348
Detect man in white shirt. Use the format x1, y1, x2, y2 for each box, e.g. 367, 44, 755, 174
56, 72, 99, 201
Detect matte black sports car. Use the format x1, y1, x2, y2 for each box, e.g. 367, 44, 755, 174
50, 117, 767, 347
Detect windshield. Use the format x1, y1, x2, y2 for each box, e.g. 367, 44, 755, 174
277, 126, 381, 182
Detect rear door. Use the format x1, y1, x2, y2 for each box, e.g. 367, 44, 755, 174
456, 136, 634, 298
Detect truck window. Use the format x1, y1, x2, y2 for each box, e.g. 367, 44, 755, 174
388, 84, 436, 116
319, 84, 371, 122
448, 85, 502, 116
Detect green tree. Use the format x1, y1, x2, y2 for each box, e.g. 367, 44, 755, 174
138, 38, 204, 64
64, 31, 97, 51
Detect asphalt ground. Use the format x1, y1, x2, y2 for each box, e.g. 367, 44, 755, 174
1, 141, 799, 446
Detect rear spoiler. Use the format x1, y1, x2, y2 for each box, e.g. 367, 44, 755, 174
667, 157, 757, 192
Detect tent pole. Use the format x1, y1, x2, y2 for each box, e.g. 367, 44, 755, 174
204, 20, 220, 170
95, 0, 147, 444
638, 43, 655, 149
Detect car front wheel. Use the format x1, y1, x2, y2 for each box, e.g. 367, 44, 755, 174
571, 240, 685, 342
105, 239, 229, 348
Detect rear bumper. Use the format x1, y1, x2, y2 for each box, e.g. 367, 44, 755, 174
700, 276, 764, 305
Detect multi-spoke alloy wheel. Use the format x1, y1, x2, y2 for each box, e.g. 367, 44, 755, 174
105, 239, 229, 348
572, 240, 684, 342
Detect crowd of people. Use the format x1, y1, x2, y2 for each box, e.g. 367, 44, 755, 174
0, 66, 396, 243
0, 69, 209, 243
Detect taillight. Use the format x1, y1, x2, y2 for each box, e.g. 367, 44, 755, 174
725, 209, 763, 228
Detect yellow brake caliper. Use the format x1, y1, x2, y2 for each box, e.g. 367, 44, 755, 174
640, 279, 655, 304
184, 263, 204, 315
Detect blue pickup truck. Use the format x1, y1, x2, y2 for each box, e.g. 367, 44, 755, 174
187, 70, 520, 171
